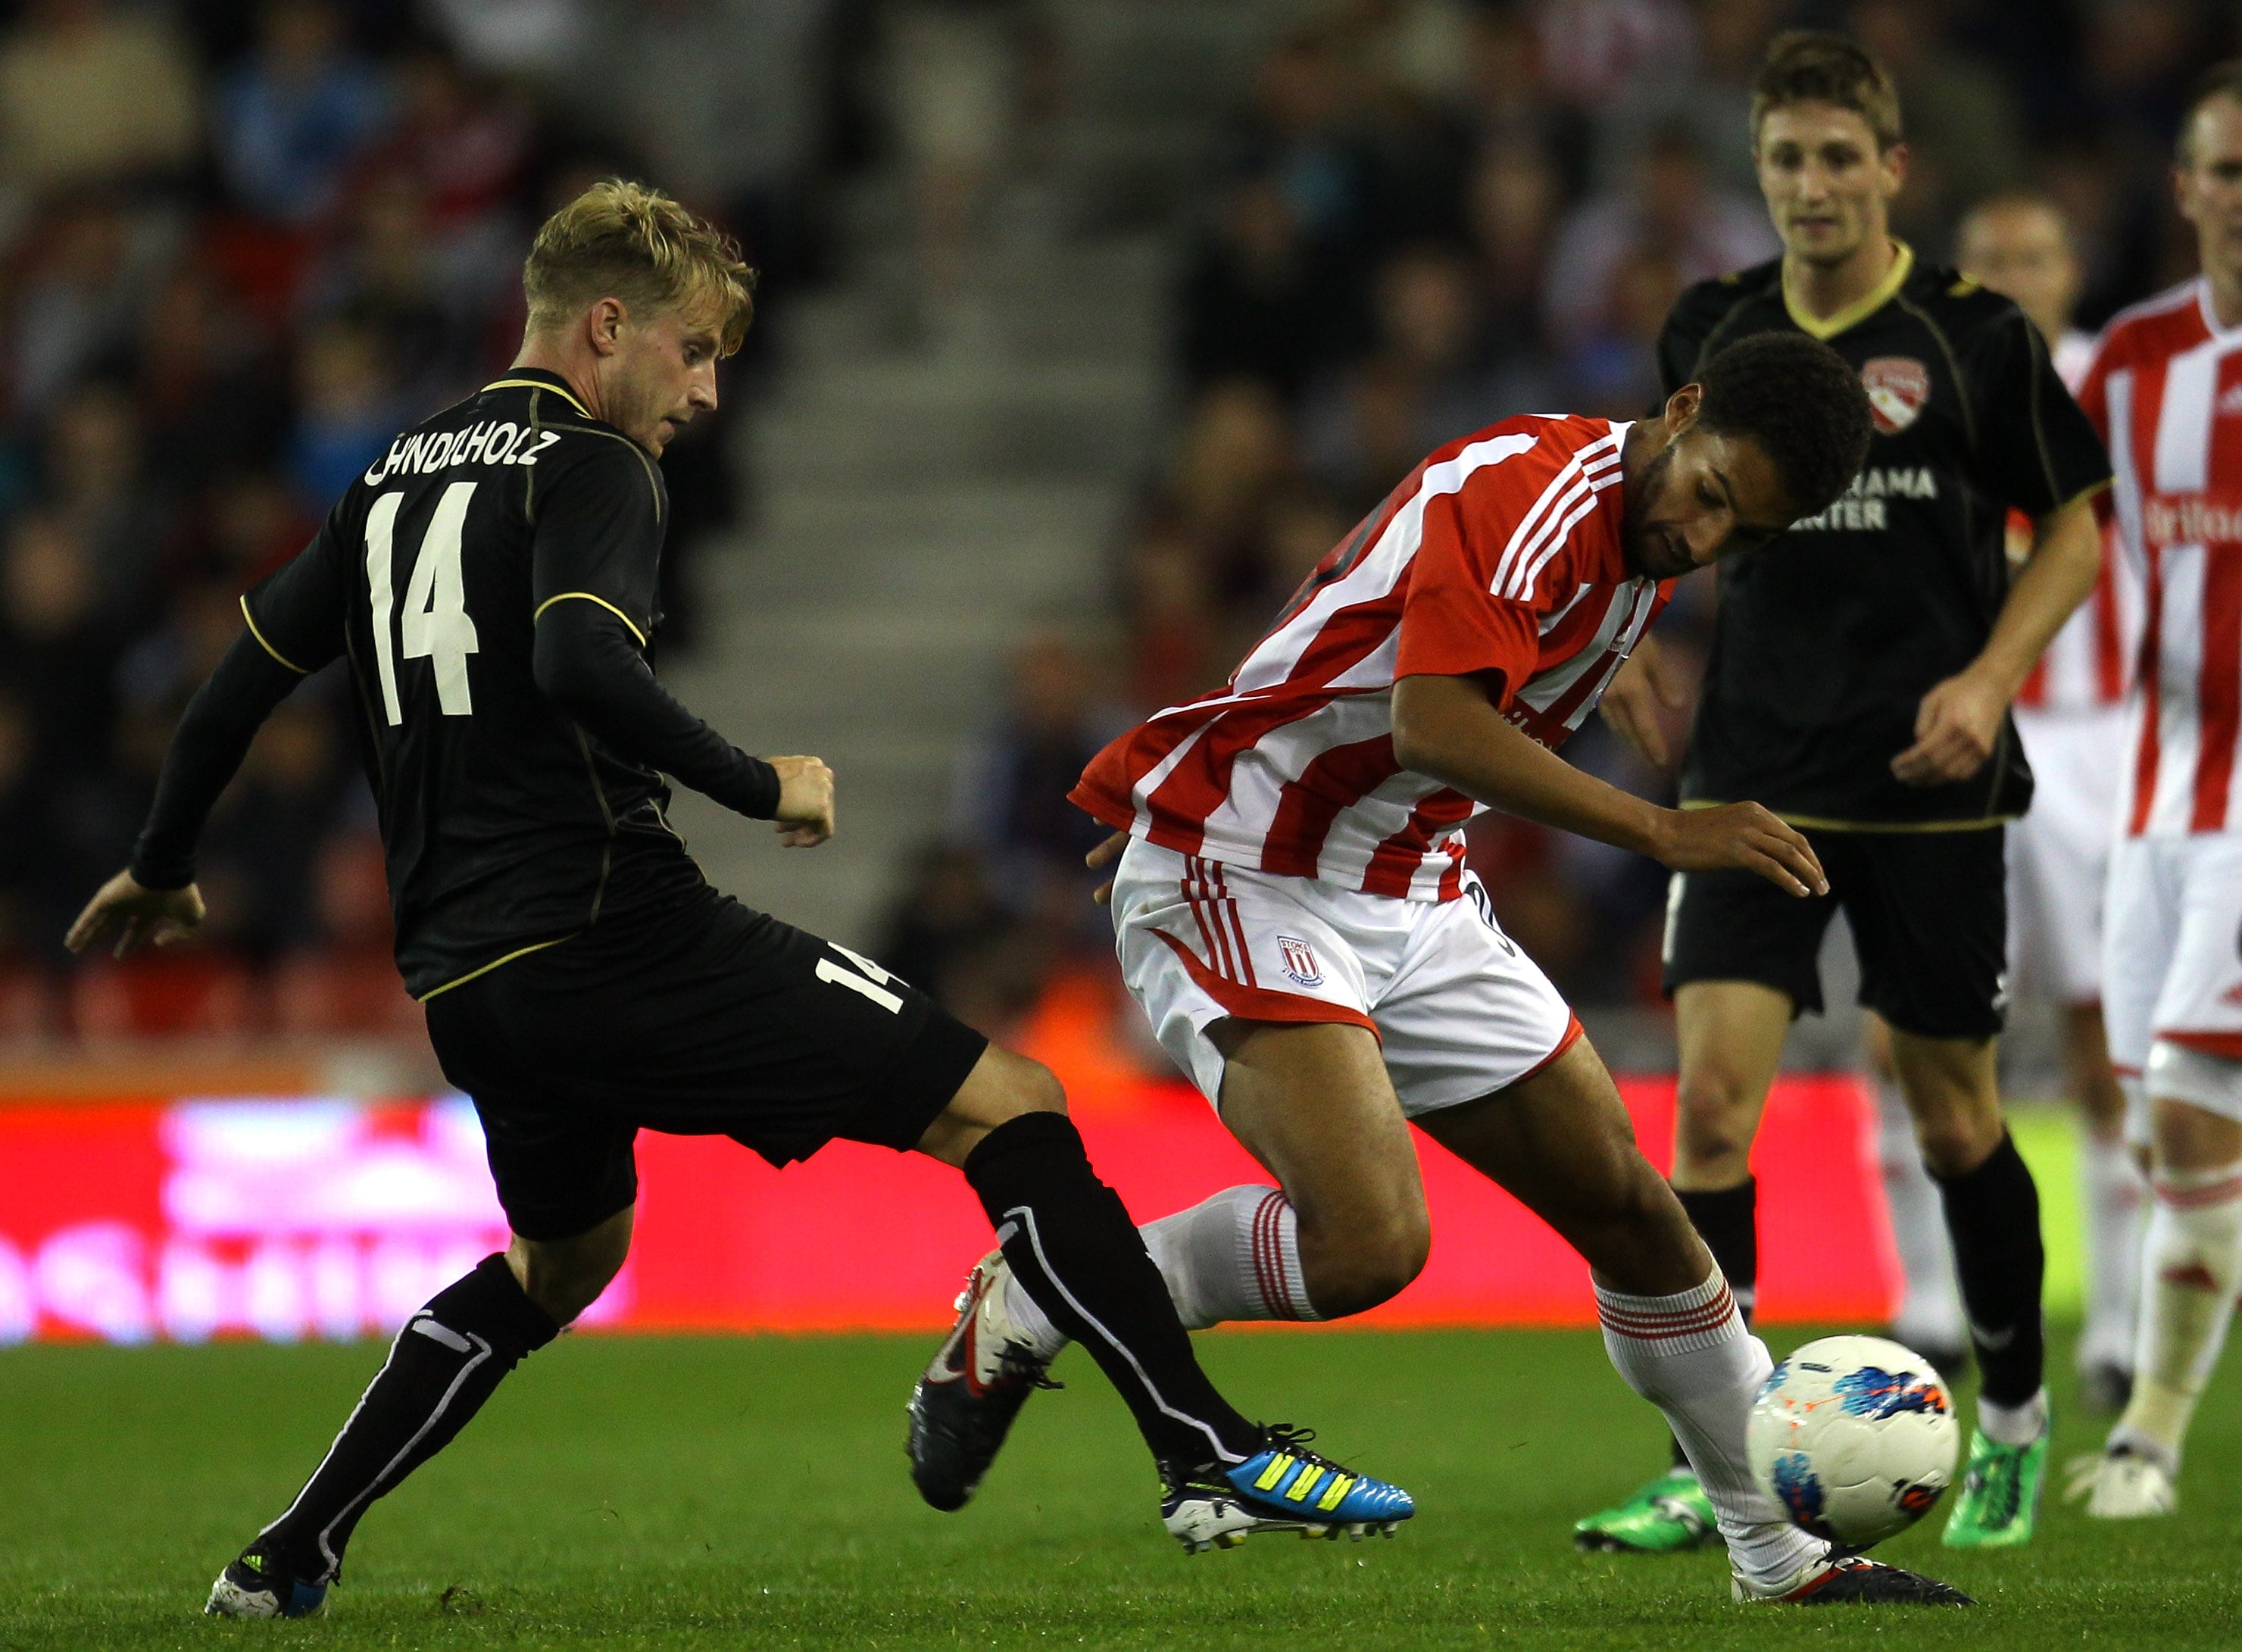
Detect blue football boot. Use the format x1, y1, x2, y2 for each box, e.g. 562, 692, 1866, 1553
205, 1547, 328, 1619
1161, 1427, 1415, 1553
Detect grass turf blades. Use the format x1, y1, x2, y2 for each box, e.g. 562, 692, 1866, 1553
0, 1325, 2234, 1650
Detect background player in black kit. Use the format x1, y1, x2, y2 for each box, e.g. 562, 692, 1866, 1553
1572, 34, 2112, 1555
64, 180, 1410, 1620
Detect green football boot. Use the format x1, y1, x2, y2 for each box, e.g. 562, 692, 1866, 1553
1573, 1469, 1719, 1554
1941, 1421, 2050, 1547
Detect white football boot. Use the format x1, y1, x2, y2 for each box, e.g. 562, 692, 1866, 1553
2067, 1448, 2178, 1519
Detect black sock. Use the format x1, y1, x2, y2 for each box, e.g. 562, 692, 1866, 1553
1666, 1179, 1759, 1471
258, 1254, 559, 1582
1934, 1130, 2045, 1409
963, 1111, 1261, 1469
1675, 1179, 1760, 1319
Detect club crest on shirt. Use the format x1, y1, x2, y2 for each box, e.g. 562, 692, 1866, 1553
1276, 935, 1324, 988
1860, 357, 1931, 434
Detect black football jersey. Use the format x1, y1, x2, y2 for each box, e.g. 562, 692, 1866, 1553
236, 370, 707, 995
1659, 245, 2112, 826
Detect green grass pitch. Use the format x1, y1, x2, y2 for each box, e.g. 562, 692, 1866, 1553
1, 1322, 2235, 1650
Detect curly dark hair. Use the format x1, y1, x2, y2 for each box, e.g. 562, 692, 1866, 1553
1694, 333, 1872, 519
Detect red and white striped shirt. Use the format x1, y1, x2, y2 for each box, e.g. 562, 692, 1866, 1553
2016, 330, 2134, 715
2078, 279, 2242, 835
1072, 416, 1670, 900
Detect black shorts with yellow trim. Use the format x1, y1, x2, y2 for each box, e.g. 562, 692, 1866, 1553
423, 886, 988, 1240
1660, 819, 2008, 1041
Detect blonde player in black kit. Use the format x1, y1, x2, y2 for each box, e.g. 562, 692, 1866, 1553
1572, 35, 2112, 1555
64, 182, 1410, 1620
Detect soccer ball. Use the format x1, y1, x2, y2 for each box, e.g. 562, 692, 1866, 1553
1747, 1334, 1959, 1548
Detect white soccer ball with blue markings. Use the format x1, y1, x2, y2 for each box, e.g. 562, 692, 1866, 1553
1747, 1334, 1959, 1548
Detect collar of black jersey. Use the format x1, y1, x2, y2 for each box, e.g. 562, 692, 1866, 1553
479, 368, 593, 420
1781, 239, 1916, 342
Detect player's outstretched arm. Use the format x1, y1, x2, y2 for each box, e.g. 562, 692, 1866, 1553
530, 598, 826, 843
1392, 671, 1827, 897
529, 437, 823, 842
65, 627, 308, 957
1891, 492, 2103, 787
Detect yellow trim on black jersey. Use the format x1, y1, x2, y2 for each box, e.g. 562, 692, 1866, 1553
532, 591, 649, 648
1682, 799, 2013, 832
2038, 476, 2114, 522
482, 376, 592, 418
1783, 240, 1916, 341
416, 934, 580, 1002
239, 595, 309, 673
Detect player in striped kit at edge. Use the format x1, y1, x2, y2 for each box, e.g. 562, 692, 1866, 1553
907, 330, 1973, 1604
1871, 192, 2145, 1413
2069, 64, 2242, 1517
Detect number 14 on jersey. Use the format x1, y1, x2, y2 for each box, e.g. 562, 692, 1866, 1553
366, 483, 481, 724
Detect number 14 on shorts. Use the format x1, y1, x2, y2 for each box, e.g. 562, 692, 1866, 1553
818, 942, 903, 1013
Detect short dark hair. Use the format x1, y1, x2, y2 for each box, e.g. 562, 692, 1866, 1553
1752, 30, 1903, 152
1694, 333, 1872, 518
2179, 60, 2242, 163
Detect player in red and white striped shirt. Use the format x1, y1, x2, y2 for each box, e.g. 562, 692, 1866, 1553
995, 336, 1965, 1604
1076, 414, 1672, 901
2070, 67, 2242, 1519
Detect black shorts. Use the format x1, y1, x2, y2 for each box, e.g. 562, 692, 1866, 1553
1660, 825, 2007, 1041
423, 888, 988, 1240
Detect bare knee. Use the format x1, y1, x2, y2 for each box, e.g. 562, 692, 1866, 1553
1672, 1064, 1763, 1186
1888, 1031, 2000, 1177
979, 1048, 1066, 1120
1297, 1203, 1431, 1319
1897, 1069, 2003, 1178
511, 1206, 632, 1325
1912, 1110, 1997, 1179
2152, 1095, 2242, 1172
913, 1045, 1066, 1167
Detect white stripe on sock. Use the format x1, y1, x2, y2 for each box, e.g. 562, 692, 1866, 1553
1004, 1204, 1242, 1466
313, 1332, 492, 1576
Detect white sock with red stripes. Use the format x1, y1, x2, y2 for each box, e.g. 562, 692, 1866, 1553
996, 1185, 1319, 1359
1141, 1185, 1322, 1329
2110, 1158, 2242, 1471
1596, 1269, 1824, 1588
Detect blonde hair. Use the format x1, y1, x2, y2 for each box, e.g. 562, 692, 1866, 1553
523, 179, 757, 354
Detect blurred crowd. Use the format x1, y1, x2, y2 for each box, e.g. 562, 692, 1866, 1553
891, 0, 2235, 1035
9, 0, 2235, 1048
0, 0, 869, 1038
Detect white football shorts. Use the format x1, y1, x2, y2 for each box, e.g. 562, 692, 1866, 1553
2103, 830, 2242, 1132
2009, 707, 2125, 1006
1109, 836, 1580, 1118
